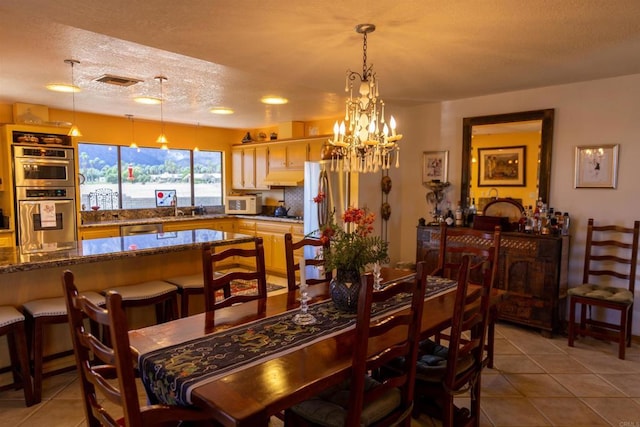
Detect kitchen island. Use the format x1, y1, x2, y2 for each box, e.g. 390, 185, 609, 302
0, 229, 255, 385
0, 228, 255, 305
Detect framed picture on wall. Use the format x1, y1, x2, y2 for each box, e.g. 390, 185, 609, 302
574, 144, 619, 188
422, 150, 448, 184
478, 146, 526, 187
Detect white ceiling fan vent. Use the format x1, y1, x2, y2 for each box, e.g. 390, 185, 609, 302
95, 74, 143, 87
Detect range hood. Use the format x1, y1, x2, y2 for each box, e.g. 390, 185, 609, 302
263, 170, 304, 186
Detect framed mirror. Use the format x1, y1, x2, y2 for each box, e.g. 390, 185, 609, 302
461, 109, 555, 212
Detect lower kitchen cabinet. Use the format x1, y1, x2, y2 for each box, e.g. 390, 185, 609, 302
0, 232, 14, 247
163, 218, 224, 232
416, 225, 569, 336
235, 219, 303, 275
79, 225, 121, 240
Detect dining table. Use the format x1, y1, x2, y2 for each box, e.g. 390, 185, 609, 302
129, 267, 504, 427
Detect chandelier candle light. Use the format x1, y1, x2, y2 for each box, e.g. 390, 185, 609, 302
328, 24, 403, 173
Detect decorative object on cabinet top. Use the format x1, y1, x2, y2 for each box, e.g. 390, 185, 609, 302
483, 198, 525, 225
12, 131, 71, 146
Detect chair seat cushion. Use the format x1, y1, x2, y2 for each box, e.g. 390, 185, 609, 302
165, 272, 222, 290
165, 274, 203, 290
290, 376, 401, 427
415, 339, 475, 383
23, 292, 105, 318
568, 284, 634, 303
104, 281, 177, 301
0, 305, 25, 328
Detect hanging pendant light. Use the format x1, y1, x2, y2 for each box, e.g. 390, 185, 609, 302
64, 59, 82, 137
125, 114, 138, 149
327, 24, 403, 173
155, 76, 168, 147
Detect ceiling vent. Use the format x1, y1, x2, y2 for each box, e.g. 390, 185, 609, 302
95, 74, 143, 87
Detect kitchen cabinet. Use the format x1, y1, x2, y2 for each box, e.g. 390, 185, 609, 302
234, 219, 303, 275
163, 219, 215, 232
308, 137, 327, 162
416, 226, 569, 336
231, 146, 269, 190
0, 232, 14, 247
268, 141, 308, 171
79, 225, 121, 240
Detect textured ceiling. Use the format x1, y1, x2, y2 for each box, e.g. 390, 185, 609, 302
1, 0, 640, 129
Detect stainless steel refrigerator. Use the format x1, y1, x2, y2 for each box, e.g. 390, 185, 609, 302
303, 161, 358, 236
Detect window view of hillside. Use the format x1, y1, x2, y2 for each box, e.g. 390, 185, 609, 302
78, 143, 223, 210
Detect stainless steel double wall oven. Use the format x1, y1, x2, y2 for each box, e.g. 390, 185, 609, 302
13, 143, 77, 252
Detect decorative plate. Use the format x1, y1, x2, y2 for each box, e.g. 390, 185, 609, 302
482, 198, 524, 223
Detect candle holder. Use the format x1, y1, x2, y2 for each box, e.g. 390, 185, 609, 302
373, 262, 382, 291
293, 261, 317, 325
293, 282, 317, 325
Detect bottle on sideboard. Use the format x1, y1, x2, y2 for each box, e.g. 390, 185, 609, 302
562, 212, 570, 235
466, 198, 476, 227
455, 202, 464, 227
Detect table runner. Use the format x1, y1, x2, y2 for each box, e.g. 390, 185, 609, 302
139, 276, 456, 406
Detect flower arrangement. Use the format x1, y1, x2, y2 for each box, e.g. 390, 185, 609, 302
315, 201, 389, 273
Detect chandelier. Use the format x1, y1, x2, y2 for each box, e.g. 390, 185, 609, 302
328, 24, 403, 173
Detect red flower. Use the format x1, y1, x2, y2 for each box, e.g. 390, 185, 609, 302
313, 192, 326, 204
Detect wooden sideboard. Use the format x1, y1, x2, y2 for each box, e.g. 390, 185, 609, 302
416, 225, 570, 336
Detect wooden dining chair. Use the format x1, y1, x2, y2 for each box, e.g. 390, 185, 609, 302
432, 223, 501, 368
284, 233, 332, 292
412, 255, 492, 427
284, 261, 429, 427
568, 218, 639, 359
62, 270, 214, 427
202, 237, 268, 312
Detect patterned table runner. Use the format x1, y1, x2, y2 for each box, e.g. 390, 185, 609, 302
139, 276, 456, 406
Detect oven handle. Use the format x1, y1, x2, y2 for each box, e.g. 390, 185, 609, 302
18, 199, 75, 204
16, 158, 72, 166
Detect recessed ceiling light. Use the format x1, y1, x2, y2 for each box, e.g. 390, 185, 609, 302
261, 96, 288, 105
134, 96, 162, 105
46, 83, 80, 93
210, 107, 234, 115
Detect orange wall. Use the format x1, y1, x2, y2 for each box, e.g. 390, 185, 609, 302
470, 131, 540, 210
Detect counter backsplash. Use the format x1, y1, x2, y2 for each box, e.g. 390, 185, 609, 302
80, 205, 225, 224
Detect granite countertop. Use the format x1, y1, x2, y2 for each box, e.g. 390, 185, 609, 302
80, 213, 303, 228
0, 229, 254, 274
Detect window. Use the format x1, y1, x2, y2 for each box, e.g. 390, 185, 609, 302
78, 143, 223, 211
193, 150, 223, 206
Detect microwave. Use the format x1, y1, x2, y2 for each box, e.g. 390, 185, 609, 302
225, 195, 262, 215
13, 145, 75, 188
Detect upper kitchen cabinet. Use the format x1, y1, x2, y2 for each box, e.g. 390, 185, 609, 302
308, 137, 327, 162
268, 141, 308, 171
231, 145, 269, 190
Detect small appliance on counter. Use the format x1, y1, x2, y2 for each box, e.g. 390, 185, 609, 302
225, 194, 262, 215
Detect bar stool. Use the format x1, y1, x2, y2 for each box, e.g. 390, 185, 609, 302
22, 291, 105, 404
0, 305, 35, 406
101, 280, 179, 326
165, 274, 205, 318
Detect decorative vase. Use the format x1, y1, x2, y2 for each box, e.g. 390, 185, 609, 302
330, 268, 361, 312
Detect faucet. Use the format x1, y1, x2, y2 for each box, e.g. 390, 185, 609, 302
173, 195, 184, 217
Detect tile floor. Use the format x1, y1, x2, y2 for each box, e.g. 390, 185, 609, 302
1, 296, 639, 426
